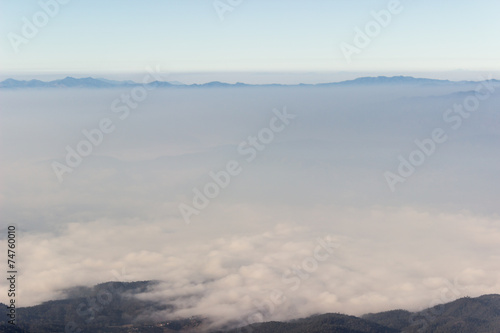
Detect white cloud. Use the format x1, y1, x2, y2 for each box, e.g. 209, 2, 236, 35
1, 85, 499, 329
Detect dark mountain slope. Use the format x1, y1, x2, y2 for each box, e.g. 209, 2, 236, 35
364, 295, 500, 333
2, 281, 500, 333
222, 313, 400, 333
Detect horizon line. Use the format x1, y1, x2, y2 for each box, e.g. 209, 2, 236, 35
1, 74, 499, 88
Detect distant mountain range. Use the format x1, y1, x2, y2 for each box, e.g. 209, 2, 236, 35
1, 76, 498, 89
1, 281, 499, 332
228, 294, 500, 333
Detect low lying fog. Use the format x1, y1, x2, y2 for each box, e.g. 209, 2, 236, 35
1, 83, 499, 327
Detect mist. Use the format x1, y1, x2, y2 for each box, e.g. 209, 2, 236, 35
1, 83, 500, 328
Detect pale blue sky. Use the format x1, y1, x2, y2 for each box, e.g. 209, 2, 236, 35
1, 0, 499, 80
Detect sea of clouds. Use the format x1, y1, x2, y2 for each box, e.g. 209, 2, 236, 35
1, 83, 499, 328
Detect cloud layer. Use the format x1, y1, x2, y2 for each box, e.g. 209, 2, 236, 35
1, 83, 499, 328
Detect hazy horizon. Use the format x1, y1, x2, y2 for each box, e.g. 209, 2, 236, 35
2, 83, 500, 329
1, 71, 500, 85
1, 0, 499, 331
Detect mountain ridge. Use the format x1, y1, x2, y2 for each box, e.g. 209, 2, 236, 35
1, 75, 498, 89
1, 280, 499, 332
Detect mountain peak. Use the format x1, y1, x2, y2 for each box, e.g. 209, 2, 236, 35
0, 75, 497, 89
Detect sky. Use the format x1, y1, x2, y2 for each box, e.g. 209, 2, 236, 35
1, 0, 500, 331
0, 0, 500, 82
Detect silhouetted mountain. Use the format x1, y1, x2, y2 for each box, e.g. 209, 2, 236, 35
1, 76, 498, 89
2, 282, 500, 332
316, 75, 455, 86
221, 313, 400, 333
235, 295, 500, 333
53, 77, 116, 88
0, 78, 47, 88
0, 281, 173, 333
0, 77, 174, 89
378, 294, 500, 333
362, 309, 413, 330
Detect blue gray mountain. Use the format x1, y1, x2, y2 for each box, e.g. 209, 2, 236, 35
1, 76, 498, 89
